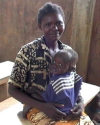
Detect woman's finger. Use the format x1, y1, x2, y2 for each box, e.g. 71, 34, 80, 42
53, 103, 64, 108
56, 108, 66, 116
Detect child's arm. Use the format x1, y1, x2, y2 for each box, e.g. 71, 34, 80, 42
71, 93, 84, 117
42, 83, 66, 120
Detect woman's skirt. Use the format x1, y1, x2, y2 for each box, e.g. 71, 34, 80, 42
27, 108, 94, 125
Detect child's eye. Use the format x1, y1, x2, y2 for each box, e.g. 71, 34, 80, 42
45, 23, 52, 27
53, 61, 55, 64
59, 64, 62, 67
56, 21, 63, 26
57, 64, 63, 68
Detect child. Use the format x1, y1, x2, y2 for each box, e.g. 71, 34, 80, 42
27, 49, 94, 125
42, 49, 82, 117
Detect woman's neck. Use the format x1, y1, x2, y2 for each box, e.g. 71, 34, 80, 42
44, 38, 58, 50
47, 42, 58, 50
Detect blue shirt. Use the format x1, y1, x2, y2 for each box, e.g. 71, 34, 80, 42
42, 72, 82, 114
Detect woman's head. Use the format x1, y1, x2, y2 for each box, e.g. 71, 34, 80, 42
37, 2, 65, 42
38, 2, 65, 25
50, 49, 78, 75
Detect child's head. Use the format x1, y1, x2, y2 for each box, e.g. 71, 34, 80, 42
50, 48, 78, 75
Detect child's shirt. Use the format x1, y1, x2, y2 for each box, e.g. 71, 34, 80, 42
42, 72, 82, 114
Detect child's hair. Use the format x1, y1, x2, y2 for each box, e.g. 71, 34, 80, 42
54, 48, 78, 65
37, 2, 65, 25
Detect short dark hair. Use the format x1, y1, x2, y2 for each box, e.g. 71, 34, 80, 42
37, 2, 65, 25
54, 49, 78, 64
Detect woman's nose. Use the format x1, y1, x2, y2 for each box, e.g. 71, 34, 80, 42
51, 24, 58, 30
53, 25, 58, 30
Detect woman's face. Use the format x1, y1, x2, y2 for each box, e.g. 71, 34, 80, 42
39, 13, 65, 43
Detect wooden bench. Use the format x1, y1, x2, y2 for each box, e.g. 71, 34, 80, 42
0, 98, 31, 125
81, 82, 100, 106
0, 61, 14, 101
0, 82, 99, 125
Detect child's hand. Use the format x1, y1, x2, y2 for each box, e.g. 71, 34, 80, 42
71, 102, 84, 118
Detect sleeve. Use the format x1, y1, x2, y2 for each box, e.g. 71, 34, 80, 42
8, 45, 30, 89
74, 73, 83, 102
42, 83, 55, 102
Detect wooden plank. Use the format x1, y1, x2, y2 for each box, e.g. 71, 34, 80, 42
0, 77, 9, 86
81, 82, 100, 106
0, 102, 31, 125
0, 97, 18, 111
0, 61, 14, 81
0, 61, 14, 85
0, 61, 14, 101
87, 0, 100, 86
0, 83, 8, 102
70, 0, 96, 80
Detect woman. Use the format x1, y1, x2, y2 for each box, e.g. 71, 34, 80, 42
8, 2, 93, 125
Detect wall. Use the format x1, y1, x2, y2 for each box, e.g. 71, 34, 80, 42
0, 0, 100, 86
70, 0, 96, 81
0, 0, 74, 61
87, 0, 100, 86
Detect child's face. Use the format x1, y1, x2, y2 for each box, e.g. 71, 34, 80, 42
69, 62, 76, 72
50, 56, 69, 75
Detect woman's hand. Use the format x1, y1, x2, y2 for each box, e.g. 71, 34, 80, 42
42, 103, 66, 120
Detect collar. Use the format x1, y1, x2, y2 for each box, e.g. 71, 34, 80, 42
41, 36, 64, 50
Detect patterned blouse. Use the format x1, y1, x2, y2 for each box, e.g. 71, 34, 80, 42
8, 36, 71, 100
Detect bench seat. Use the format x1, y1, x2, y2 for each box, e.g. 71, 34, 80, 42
0, 98, 31, 125
0, 61, 14, 101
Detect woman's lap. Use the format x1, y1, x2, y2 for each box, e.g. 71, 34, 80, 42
26, 108, 94, 125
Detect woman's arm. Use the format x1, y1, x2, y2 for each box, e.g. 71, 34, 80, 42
8, 84, 42, 108
8, 84, 66, 120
